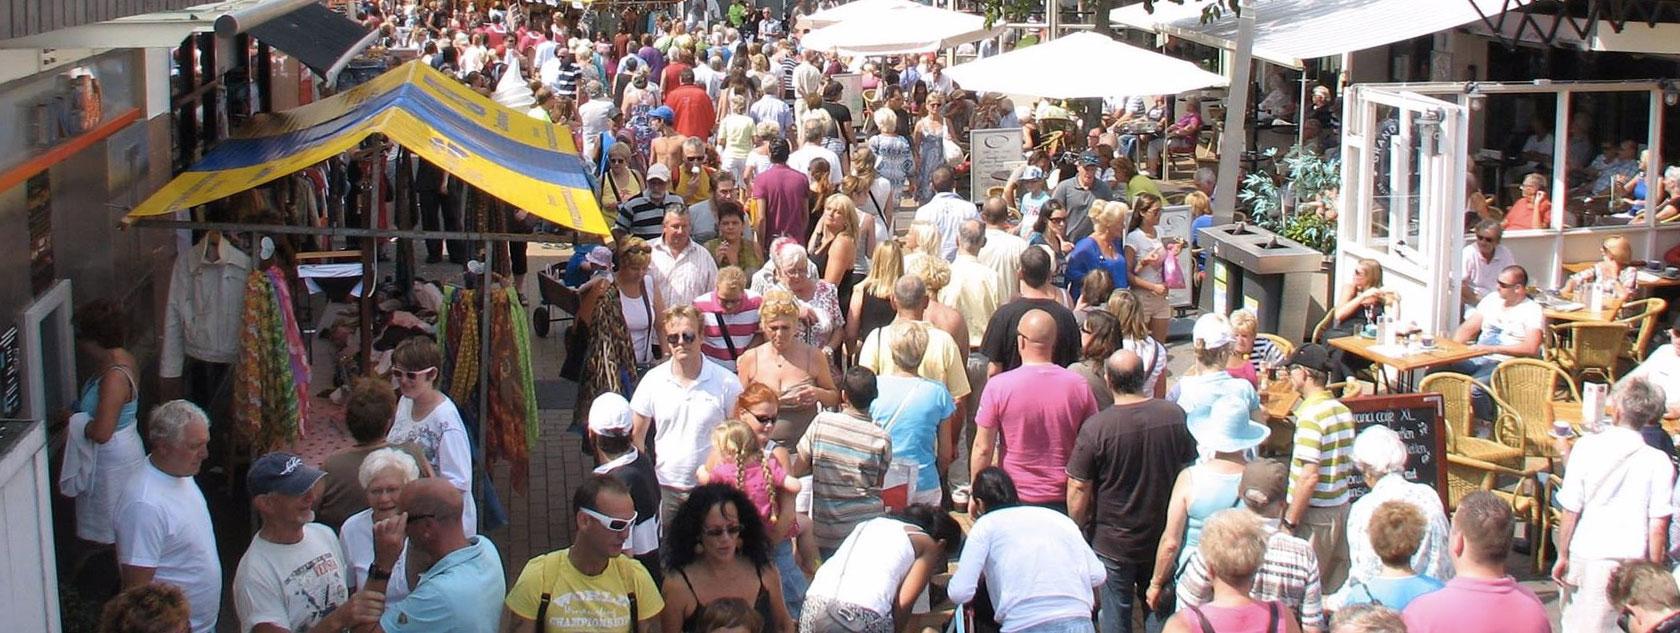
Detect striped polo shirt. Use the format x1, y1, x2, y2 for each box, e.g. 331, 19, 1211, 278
614, 193, 684, 241
1289, 390, 1357, 507
693, 290, 762, 372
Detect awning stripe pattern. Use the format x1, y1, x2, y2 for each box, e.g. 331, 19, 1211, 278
126, 60, 608, 235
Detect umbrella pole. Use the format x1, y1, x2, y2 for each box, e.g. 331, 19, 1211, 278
1212, 0, 1255, 224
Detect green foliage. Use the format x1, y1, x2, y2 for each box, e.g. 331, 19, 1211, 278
1237, 145, 1341, 254
976, 0, 1241, 30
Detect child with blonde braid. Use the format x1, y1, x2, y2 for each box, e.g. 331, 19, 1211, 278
697, 420, 810, 619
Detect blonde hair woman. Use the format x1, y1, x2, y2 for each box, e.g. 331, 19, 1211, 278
848, 241, 905, 352
809, 193, 861, 313
1067, 200, 1132, 304
1562, 234, 1639, 302
904, 253, 971, 361
846, 146, 895, 247
717, 93, 758, 179
1227, 308, 1285, 387
911, 91, 949, 203
1108, 290, 1168, 397
737, 290, 840, 445
1164, 510, 1302, 633
902, 220, 943, 275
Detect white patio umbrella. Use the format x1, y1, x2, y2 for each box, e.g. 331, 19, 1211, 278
798, 4, 1005, 56
797, 0, 923, 30
941, 32, 1229, 99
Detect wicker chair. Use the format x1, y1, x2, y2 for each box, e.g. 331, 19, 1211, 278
1616, 298, 1668, 363
1310, 311, 1335, 344
1418, 372, 1525, 465
1490, 358, 1580, 459
1545, 321, 1630, 384
1257, 333, 1296, 364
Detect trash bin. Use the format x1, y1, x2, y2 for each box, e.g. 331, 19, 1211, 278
1198, 222, 1325, 342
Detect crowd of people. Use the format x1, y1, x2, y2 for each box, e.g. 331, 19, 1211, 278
68, 1, 1680, 633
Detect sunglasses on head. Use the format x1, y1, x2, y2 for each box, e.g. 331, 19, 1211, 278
581, 506, 637, 532
392, 366, 436, 381
666, 332, 698, 346
703, 524, 743, 538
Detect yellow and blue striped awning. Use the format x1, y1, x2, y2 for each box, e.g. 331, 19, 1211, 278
126, 60, 607, 234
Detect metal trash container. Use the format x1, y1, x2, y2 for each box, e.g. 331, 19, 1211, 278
1198, 222, 1324, 343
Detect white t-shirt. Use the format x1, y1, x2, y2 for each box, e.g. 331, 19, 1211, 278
788, 144, 844, 185
387, 397, 477, 535
339, 509, 412, 606
116, 461, 223, 633
1124, 228, 1166, 284
1627, 344, 1680, 412
233, 523, 352, 633
1459, 244, 1515, 304
805, 518, 917, 616
1556, 426, 1675, 561
1471, 294, 1545, 361
946, 506, 1106, 632
629, 360, 744, 489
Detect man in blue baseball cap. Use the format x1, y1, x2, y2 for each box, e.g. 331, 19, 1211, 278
234, 452, 381, 632
648, 105, 687, 176
1050, 149, 1116, 242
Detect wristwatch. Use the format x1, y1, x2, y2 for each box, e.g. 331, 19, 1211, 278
367, 564, 392, 582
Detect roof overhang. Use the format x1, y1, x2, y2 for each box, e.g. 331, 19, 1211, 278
0, 0, 321, 50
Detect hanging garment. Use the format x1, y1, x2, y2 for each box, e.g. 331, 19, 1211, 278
232, 266, 310, 451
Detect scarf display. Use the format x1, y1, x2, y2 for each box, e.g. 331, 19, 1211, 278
233, 266, 311, 451
437, 285, 540, 489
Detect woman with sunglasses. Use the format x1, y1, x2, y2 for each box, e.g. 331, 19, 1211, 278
340, 447, 422, 606
601, 143, 646, 216
385, 337, 477, 535
661, 484, 796, 633
738, 291, 840, 447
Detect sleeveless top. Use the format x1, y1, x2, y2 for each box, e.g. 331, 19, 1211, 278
810, 239, 858, 312
855, 289, 896, 344
619, 275, 655, 365
678, 564, 772, 632
1178, 466, 1243, 570
1181, 600, 1288, 633
76, 365, 138, 430
805, 517, 919, 616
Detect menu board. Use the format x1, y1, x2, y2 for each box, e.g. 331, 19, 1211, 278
968, 127, 1023, 203
1342, 393, 1447, 506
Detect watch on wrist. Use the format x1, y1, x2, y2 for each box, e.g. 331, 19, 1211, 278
368, 563, 392, 582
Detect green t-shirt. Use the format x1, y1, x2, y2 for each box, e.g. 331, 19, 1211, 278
728, 4, 749, 26
504, 551, 664, 633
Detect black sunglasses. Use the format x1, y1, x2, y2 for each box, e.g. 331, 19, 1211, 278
666, 332, 698, 346
750, 412, 776, 426
1498, 280, 1523, 290
703, 524, 743, 538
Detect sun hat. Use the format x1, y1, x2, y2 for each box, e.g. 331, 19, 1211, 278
1190, 396, 1272, 454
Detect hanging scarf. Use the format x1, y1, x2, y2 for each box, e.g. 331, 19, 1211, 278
232, 267, 305, 451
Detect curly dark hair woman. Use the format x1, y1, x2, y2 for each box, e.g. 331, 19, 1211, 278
661, 483, 795, 632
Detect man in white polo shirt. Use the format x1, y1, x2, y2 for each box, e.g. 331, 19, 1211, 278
1460, 220, 1515, 308
630, 305, 744, 523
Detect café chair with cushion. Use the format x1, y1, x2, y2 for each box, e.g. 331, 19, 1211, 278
1616, 297, 1668, 363
1490, 358, 1580, 459
1545, 321, 1630, 384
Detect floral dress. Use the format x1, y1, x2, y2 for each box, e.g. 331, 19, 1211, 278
625, 89, 658, 161
913, 119, 947, 204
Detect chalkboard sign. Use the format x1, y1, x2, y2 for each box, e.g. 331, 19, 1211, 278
1341, 393, 1447, 506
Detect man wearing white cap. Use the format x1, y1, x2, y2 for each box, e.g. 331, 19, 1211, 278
615, 163, 685, 242
587, 392, 663, 583
1067, 349, 1197, 633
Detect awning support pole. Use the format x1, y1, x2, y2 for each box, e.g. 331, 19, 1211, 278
1212, 0, 1255, 224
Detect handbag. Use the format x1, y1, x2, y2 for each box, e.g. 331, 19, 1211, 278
942, 136, 965, 167
1163, 245, 1186, 289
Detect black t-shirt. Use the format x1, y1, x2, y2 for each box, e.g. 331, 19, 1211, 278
1066, 399, 1197, 561
821, 102, 853, 134
980, 297, 1081, 371
602, 449, 661, 536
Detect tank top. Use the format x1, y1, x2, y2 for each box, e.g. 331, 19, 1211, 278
1181, 600, 1287, 633
856, 289, 897, 344
76, 365, 138, 430
805, 518, 918, 616
678, 564, 772, 632
1178, 466, 1244, 570
620, 275, 654, 365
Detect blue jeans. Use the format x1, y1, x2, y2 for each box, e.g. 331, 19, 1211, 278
1098, 556, 1164, 633
773, 539, 809, 621
1017, 616, 1097, 633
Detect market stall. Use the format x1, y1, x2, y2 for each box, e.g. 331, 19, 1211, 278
122, 60, 601, 522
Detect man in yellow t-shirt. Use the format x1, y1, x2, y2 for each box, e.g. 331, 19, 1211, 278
501, 476, 664, 633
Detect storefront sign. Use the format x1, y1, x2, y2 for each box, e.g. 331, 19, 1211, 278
968, 127, 1023, 202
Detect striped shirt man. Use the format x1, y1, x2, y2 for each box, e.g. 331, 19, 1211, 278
614, 192, 684, 241
1290, 391, 1357, 507
693, 290, 761, 372
796, 410, 893, 555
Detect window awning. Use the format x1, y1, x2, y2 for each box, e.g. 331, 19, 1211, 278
0, 0, 312, 49
248, 3, 378, 82
1110, 0, 1513, 68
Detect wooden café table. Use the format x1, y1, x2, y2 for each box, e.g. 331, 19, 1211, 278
1327, 336, 1484, 392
